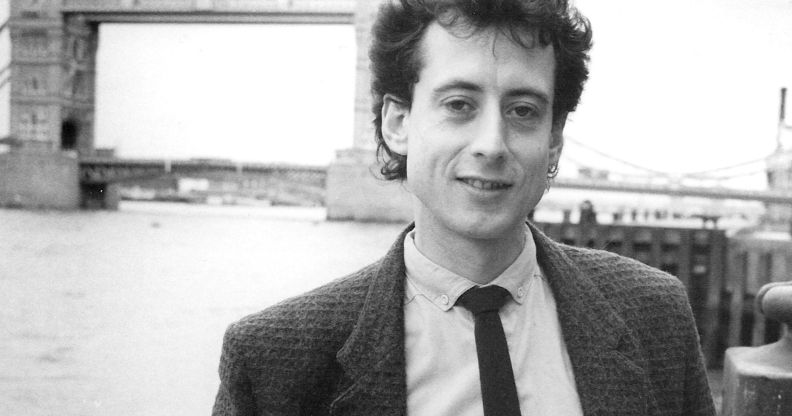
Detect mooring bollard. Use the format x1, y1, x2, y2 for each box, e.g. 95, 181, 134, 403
722, 281, 792, 416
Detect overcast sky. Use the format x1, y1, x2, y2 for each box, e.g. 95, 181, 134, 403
95, 23, 355, 166
94, 0, 792, 189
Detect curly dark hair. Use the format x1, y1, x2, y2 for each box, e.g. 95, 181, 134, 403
369, 0, 593, 180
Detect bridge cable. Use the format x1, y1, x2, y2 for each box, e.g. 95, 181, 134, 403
560, 154, 698, 182
566, 136, 770, 181
564, 137, 671, 176
559, 154, 654, 180
682, 157, 768, 178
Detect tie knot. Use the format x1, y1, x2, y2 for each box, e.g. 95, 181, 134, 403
456, 286, 511, 315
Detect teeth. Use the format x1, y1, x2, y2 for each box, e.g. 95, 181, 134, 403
461, 178, 510, 190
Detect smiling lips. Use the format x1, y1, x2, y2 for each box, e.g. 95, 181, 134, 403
458, 177, 513, 191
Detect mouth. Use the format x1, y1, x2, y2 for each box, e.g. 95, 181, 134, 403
457, 177, 513, 191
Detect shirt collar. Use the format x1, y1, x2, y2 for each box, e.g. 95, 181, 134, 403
404, 224, 540, 311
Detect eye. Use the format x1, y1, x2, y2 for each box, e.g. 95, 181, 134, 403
508, 104, 538, 118
443, 98, 474, 114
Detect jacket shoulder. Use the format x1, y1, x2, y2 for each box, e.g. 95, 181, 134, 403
559, 244, 689, 309
555, 245, 715, 415
557, 244, 697, 345
217, 259, 382, 412
225, 259, 380, 354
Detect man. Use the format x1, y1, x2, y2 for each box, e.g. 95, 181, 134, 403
213, 1, 716, 415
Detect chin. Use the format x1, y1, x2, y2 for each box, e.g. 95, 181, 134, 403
452, 215, 524, 241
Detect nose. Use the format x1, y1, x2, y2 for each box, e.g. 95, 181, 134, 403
469, 105, 508, 160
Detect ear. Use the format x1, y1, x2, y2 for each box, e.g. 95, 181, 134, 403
381, 94, 410, 156
549, 112, 567, 165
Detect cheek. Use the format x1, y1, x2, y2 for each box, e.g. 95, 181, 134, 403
405, 136, 436, 183
407, 126, 451, 168
511, 141, 550, 170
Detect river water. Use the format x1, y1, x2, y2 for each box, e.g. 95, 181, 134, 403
0, 201, 727, 415
0, 202, 406, 416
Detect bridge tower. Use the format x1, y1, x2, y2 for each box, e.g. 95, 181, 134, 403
766, 87, 792, 223
0, 0, 95, 208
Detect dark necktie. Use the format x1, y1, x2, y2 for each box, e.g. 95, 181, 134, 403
456, 286, 522, 416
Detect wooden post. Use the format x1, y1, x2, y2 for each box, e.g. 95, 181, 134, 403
678, 229, 692, 288
621, 226, 635, 258
728, 250, 748, 347
702, 230, 726, 366
650, 228, 662, 268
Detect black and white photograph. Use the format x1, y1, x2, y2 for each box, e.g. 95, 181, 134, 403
1, 1, 791, 415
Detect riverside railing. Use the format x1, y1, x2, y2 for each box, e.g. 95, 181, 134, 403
535, 222, 791, 367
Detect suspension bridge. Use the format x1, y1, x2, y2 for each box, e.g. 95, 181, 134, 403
74, 154, 792, 205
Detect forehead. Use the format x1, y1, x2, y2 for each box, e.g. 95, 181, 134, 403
415, 22, 556, 97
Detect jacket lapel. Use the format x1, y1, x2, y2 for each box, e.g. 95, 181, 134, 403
529, 223, 656, 416
333, 227, 411, 415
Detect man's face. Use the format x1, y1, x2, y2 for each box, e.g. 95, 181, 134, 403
382, 22, 563, 243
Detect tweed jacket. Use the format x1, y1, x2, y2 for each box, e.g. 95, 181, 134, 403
212, 223, 716, 416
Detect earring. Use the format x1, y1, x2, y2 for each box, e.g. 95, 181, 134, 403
546, 163, 559, 191
547, 163, 559, 179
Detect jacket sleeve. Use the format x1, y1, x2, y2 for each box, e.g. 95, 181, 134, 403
212, 323, 257, 416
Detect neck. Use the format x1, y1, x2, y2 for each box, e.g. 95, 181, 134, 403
413, 221, 526, 285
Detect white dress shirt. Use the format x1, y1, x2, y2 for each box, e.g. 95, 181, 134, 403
403, 226, 583, 416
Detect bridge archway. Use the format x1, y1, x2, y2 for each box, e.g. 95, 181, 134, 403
60, 118, 78, 150
2, 0, 414, 217
4, 0, 355, 156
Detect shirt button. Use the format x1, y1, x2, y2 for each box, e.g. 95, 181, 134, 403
438, 294, 449, 305
517, 287, 525, 298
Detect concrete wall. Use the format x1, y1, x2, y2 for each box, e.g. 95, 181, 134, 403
326, 148, 412, 222
0, 151, 80, 209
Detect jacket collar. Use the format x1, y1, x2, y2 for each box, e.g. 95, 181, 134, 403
335, 223, 655, 416
334, 226, 410, 415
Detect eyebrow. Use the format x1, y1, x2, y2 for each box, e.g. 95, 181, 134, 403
431, 80, 483, 97
431, 79, 551, 105
504, 88, 550, 106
